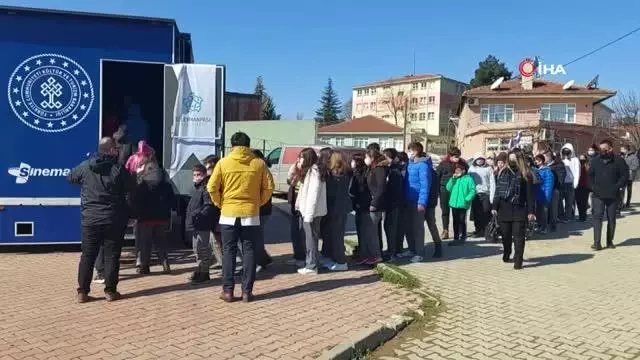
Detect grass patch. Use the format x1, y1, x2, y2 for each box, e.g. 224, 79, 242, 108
344, 239, 358, 256
374, 263, 420, 290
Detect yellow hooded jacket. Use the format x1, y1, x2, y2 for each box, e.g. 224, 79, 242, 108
207, 146, 273, 218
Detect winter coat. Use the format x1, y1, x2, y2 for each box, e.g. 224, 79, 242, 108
208, 146, 273, 218
623, 153, 639, 181
468, 163, 496, 203
295, 164, 328, 222
446, 174, 476, 210
326, 172, 352, 215
436, 160, 455, 190
67, 154, 132, 226
492, 167, 535, 222
385, 163, 405, 209
589, 155, 628, 200
561, 143, 581, 189
367, 159, 390, 211
349, 173, 371, 212
536, 166, 554, 205
427, 168, 440, 209
404, 156, 433, 207
260, 168, 275, 217
134, 165, 176, 222
186, 176, 219, 231
548, 159, 566, 190
114, 136, 135, 167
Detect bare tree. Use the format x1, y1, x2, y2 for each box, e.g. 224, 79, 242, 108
295, 112, 304, 120
381, 88, 416, 147
611, 90, 640, 149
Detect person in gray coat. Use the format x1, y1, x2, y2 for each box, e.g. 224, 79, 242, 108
468, 153, 496, 237
621, 145, 639, 208
322, 151, 352, 271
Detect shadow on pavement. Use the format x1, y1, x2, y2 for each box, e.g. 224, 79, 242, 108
618, 238, 640, 247
524, 253, 594, 268
528, 220, 593, 241
255, 272, 379, 301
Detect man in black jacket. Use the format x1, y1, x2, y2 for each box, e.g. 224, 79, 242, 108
68, 137, 132, 303
382, 148, 404, 259
186, 164, 217, 283
436, 147, 460, 239
589, 139, 628, 250
544, 150, 565, 232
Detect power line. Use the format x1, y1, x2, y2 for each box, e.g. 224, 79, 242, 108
563, 25, 640, 67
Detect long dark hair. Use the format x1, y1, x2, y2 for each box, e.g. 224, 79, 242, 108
318, 147, 333, 179
299, 148, 327, 181
351, 153, 367, 177
366, 149, 384, 167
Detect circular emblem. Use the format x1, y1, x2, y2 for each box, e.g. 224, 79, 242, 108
518, 58, 537, 78
7, 53, 95, 133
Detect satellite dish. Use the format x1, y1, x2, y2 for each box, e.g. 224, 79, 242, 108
587, 75, 600, 89
562, 80, 575, 90
490, 77, 504, 90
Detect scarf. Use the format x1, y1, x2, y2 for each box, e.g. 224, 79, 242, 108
496, 167, 522, 205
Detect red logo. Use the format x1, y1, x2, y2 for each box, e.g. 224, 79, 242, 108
519, 58, 537, 77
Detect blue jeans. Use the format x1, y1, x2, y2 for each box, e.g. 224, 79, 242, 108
221, 219, 259, 294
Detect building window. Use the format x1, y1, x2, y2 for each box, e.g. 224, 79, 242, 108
541, 104, 576, 123
334, 137, 345, 146
371, 88, 377, 95
397, 91, 404, 97
370, 102, 376, 110
419, 97, 427, 105
485, 138, 511, 153
364, 89, 370, 96
395, 139, 404, 151
382, 115, 390, 119
383, 86, 390, 90
353, 137, 368, 148
419, 113, 426, 121
481, 104, 514, 123
420, 81, 428, 89
412, 83, 419, 90
427, 112, 435, 120
380, 138, 395, 150
428, 96, 435, 104
410, 113, 417, 121
357, 89, 362, 97
411, 98, 418, 106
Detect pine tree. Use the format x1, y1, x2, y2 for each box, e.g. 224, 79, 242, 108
315, 77, 342, 125
254, 76, 281, 120
469, 55, 513, 88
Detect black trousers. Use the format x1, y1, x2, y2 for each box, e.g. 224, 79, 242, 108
221, 219, 259, 294
451, 208, 467, 241
622, 180, 633, 207
384, 206, 403, 256
500, 221, 526, 266
592, 196, 618, 247
424, 207, 442, 245
471, 193, 491, 235
325, 212, 348, 264
290, 211, 306, 261
78, 223, 124, 294
575, 187, 591, 221
439, 188, 451, 230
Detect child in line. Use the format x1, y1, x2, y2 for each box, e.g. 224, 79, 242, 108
446, 161, 476, 246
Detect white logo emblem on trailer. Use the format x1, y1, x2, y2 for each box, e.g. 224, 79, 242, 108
7, 53, 95, 133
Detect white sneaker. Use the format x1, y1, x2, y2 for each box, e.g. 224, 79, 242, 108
399, 250, 414, 258
330, 263, 348, 271
410, 255, 424, 263
297, 267, 318, 275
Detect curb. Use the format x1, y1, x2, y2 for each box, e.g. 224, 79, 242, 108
317, 314, 414, 360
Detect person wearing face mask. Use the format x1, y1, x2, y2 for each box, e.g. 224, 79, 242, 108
492, 151, 535, 270
382, 148, 405, 261
365, 149, 389, 263
468, 153, 496, 238
401, 142, 433, 262
589, 139, 628, 250
544, 150, 565, 232
620, 145, 639, 209
436, 147, 461, 240
560, 144, 580, 222
349, 154, 381, 264
587, 144, 598, 162
575, 154, 591, 222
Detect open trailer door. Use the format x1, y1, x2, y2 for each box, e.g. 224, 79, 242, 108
163, 64, 225, 195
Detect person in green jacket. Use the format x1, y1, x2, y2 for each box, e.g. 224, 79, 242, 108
446, 161, 476, 246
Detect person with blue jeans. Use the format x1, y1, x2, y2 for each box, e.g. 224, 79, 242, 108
534, 154, 554, 233
401, 141, 432, 263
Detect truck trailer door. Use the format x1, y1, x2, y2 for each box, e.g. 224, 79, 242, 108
163, 64, 225, 196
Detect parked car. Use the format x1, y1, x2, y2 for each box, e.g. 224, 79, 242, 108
267, 145, 364, 193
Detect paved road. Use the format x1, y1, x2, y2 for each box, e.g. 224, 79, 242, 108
0, 207, 419, 360
371, 185, 640, 360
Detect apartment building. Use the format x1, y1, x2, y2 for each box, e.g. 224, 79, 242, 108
351, 74, 467, 140
456, 78, 617, 156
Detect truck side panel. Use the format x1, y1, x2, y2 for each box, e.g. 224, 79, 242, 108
0, 11, 175, 243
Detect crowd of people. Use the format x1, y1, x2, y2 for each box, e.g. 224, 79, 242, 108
68, 126, 637, 303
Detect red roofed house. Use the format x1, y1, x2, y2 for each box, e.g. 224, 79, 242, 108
456, 77, 617, 156
317, 115, 405, 150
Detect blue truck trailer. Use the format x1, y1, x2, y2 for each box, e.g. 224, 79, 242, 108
0, 6, 225, 244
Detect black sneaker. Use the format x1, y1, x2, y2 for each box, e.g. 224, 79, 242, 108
104, 291, 121, 302
189, 272, 210, 284
591, 244, 603, 251
606, 243, 616, 249
76, 292, 90, 304
137, 266, 150, 275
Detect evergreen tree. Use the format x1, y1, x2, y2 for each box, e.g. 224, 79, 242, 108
315, 77, 342, 124
469, 55, 513, 88
254, 76, 281, 120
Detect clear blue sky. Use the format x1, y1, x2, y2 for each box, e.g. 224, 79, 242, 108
5, 0, 640, 118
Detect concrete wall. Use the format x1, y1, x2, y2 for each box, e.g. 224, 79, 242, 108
224, 120, 317, 155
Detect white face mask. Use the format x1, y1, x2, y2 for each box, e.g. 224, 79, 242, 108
350, 161, 356, 169
588, 150, 595, 156
364, 157, 373, 166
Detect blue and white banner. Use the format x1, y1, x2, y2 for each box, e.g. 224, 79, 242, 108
168, 64, 222, 178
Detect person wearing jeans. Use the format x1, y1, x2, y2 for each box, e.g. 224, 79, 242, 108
287, 164, 306, 266
295, 148, 328, 274
68, 137, 132, 303
402, 142, 432, 262
208, 132, 273, 302
534, 154, 554, 233
589, 140, 628, 250
468, 153, 496, 237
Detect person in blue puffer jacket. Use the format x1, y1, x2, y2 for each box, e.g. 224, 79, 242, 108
534, 154, 554, 233
401, 141, 432, 263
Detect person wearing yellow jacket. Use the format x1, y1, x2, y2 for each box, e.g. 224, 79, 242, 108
207, 132, 273, 303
